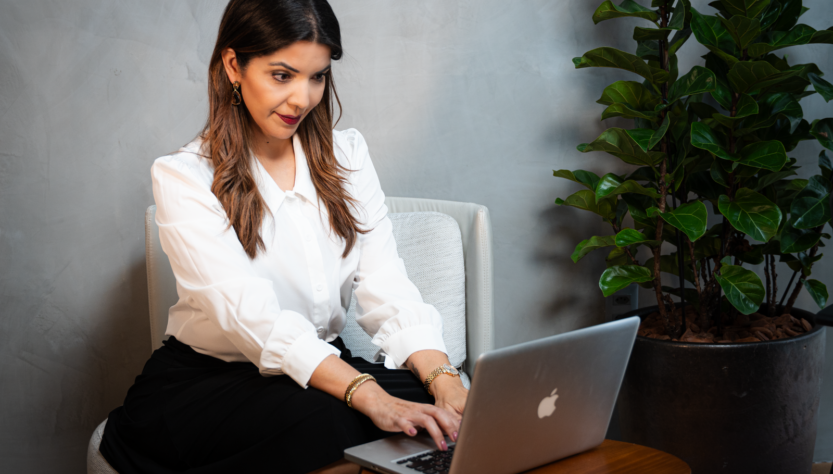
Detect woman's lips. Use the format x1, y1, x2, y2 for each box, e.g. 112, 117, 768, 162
277, 113, 300, 125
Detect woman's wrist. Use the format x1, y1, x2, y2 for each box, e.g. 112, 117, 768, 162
428, 371, 464, 396
349, 380, 388, 414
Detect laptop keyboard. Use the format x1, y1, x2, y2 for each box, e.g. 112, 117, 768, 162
396, 444, 455, 473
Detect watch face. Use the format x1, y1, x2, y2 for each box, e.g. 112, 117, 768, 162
443, 364, 458, 375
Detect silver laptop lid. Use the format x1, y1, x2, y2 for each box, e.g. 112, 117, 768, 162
449, 316, 639, 474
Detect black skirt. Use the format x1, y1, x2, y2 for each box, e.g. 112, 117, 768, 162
100, 336, 433, 474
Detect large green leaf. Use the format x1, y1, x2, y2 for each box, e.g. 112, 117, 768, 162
648, 115, 670, 150
669, 27, 693, 55
737, 140, 788, 171
770, 0, 804, 32
578, 128, 664, 166
592, 0, 659, 24
719, 15, 761, 50
690, 7, 736, 52
690, 122, 739, 161
808, 73, 833, 102
573, 48, 668, 84
601, 103, 659, 121
718, 188, 783, 242
715, 265, 766, 315
728, 61, 798, 93
625, 128, 654, 151
668, 0, 692, 30
791, 175, 832, 229
754, 168, 798, 191
811, 119, 833, 152
552, 169, 601, 191
614, 228, 661, 247
711, 93, 759, 128
721, 0, 771, 18
622, 193, 656, 223
597, 81, 661, 108
748, 24, 817, 56
571, 235, 617, 263
763, 92, 804, 133
596, 173, 662, 200
780, 215, 822, 253
810, 28, 833, 44
599, 265, 654, 297
727, 61, 798, 93
668, 66, 717, 103
633, 27, 672, 42
804, 279, 829, 309
647, 201, 709, 241
556, 189, 616, 219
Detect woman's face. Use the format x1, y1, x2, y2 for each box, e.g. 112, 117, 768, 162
222, 41, 332, 142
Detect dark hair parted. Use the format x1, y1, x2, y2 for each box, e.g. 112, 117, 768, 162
202, 0, 368, 259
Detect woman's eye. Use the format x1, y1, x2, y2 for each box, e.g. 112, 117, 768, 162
274, 73, 291, 82
313, 74, 326, 83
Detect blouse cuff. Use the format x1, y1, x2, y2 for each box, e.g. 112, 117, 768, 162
373, 324, 448, 370
260, 310, 341, 388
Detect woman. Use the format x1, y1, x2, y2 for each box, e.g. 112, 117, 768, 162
99, 1, 468, 473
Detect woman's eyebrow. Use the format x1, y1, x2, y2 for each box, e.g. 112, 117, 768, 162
268, 62, 331, 75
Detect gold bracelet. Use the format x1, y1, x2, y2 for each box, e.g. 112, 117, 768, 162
345, 373, 376, 408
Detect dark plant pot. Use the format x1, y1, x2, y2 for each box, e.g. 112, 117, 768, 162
616, 305, 826, 474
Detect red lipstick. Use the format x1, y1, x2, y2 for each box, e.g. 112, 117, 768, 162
278, 113, 300, 125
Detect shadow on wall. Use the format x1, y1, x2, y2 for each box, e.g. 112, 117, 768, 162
533, 203, 609, 328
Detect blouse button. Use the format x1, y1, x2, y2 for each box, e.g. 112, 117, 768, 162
316, 284, 323, 291
317, 327, 326, 336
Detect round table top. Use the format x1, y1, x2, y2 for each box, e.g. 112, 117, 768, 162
359, 439, 690, 474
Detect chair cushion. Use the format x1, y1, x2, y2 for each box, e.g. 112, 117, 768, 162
341, 212, 467, 368
87, 419, 118, 474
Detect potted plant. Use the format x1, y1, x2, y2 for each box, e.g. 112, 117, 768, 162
555, 0, 832, 471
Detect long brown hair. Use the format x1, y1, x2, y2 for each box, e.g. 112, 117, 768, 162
202, 0, 367, 259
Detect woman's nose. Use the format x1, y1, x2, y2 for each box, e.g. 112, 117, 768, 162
287, 81, 310, 112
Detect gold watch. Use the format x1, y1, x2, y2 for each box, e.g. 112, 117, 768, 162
423, 364, 460, 395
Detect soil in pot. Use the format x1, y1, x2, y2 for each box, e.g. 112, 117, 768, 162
638, 304, 814, 343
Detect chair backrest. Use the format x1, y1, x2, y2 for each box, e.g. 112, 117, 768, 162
340, 211, 467, 367
145, 196, 494, 375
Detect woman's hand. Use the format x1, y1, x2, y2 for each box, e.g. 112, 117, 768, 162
351, 383, 460, 450
430, 375, 468, 420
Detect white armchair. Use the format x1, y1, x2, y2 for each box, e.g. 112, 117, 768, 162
88, 197, 494, 474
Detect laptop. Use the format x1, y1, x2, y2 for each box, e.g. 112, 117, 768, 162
344, 316, 640, 474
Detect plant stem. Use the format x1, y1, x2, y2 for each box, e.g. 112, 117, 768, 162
780, 270, 799, 308
769, 254, 778, 317
652, 0, 680, 338
785, 243, 820, 314
764, 253, 772, 310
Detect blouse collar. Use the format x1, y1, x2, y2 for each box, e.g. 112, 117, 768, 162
251, 134, 320, 211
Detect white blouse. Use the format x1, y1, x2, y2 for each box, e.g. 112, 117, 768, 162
151, 128, 448, 388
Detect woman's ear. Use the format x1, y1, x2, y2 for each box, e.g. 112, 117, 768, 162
221, 48, 241, 83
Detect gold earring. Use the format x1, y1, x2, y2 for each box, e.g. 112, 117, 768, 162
231, 81, 242, 106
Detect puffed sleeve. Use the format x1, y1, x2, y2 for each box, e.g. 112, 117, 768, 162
151, 152, 340, 388
340, 129, 449, 369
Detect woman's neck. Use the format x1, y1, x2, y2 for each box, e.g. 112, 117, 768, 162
251, 128, 294, 164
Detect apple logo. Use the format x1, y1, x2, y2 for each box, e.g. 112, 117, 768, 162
537, 388, 559, 419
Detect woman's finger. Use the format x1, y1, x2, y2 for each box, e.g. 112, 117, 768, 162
423, 404, 460, 439
396, 418, 418, 437
414, 413, 447, 451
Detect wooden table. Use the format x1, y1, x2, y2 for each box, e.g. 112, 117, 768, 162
360, 440, 690, 474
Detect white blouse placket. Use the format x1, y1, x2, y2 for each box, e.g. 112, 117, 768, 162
283, 190, 331, 338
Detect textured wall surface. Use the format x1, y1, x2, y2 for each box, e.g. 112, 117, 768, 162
0, 1, 831, 472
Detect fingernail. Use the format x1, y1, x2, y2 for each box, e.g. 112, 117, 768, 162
452, 431, 458, 441
409, 428, 417, 435
441, 440, 447, 451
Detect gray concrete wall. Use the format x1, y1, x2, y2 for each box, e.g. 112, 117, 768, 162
0, 1, 830, 471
